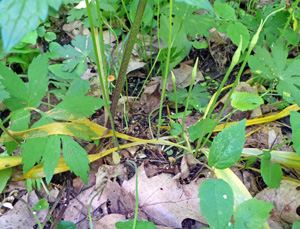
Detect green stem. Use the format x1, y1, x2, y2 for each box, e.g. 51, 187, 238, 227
126, 160, 139, 229
88, 184, 106, 229
157, 0, 173, 139
85, 0, 120, 151
17, 198, 43, 229
0, 120, 20, 145
110, 0, 148, 120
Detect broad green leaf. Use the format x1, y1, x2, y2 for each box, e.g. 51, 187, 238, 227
116, 220, 156, 229
130, 0, 153, 24
21, 137, 48, 174
21, 30, 38, 44
227, 22, 249, 52
0, 0, 49, 52
214, 2, 236, 20
49, 96, 104, 121
21, 115, 54, 173
32, 198, 49, 211
170, 122, 182, 136
48, 64, 78, 80
66, 78, 90, 97
56, 221, 77, 229
292, 221, 300, 229
209, 119, 246, 169
234, 198, 273, 228
231, 92, 263, 111
46, 0, 62, 11
174, 0, 213, 12
10, 109, 31, 131
261, 151, 282, 188
61, 136, 90, 184
0, 64, 28, 110
43, 135, 61, 184
198, 179, 234, 228
184, 15, 215, 37
0, 168, 12, 194
44, 32, 57, 42
188, 118, 216, 142
0, 77, 10, 101
291, 111, 300, 156
28, 54, 49, 107
248, 40, 300, 106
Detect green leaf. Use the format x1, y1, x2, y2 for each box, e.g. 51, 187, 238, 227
0, 168, 12, 194
0, 64, 28, 110
234, 198, 274, 228
44, 32, 57, 42
209, 119, 246, 169
170, 122, 182, 136
43, 135, 61, 184
214, 2, 236, 20
22, 137, 48, 174
46, 0, 62, 11
50, 95, 104, 121
28, 54, 49, 107
32, 198, 49, 211
292, 220, 300, 229
188, 118, 216, 142
0, 0, 49, 52
248, 40, 300, 106
61, 136, 90, 184
227, 22, 249, 52
0, 77, 10, 101
10, 109, 31, 131
116, 220, 157, 229
21, 30, 38, 44
56, 221, 77, 229
174, 0, 213, 12
261, 151, 282, 188
198, 179, 234, 228
57, 35, 94, 76
291, 111, 300, 157
130, 0, 153, 24
231, 92, 263, 111
184, 15, 215, 37
49, 64, 78, 80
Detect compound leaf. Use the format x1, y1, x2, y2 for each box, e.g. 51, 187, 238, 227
0, 63, 28, 110
42, 135, 61, 184
61, 136, 89, 184
28, 54, 49, 107
291, 111, 300, 157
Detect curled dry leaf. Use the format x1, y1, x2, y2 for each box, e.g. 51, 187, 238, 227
122, 163, 207, 228
255, 180, 300, 224
173, 153, 201, 180
62, 20, 90, 39
166, 62, 204, 92
95, 164, 128, 189
138, 80, 162, 114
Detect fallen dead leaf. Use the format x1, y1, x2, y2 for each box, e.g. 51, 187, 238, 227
255, 180, 300, 224
122, 163, 207, 228
94, 213, 126, 229
166, 62, 204, 91
0, 191, 48, 228
62, 20, 90, 39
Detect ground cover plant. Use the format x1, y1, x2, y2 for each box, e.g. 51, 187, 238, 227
0, 0, 300, 228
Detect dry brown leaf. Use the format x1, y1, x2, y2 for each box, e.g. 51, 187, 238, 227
255, 180, 300, 224
173, 153, 201, 180
139, 80, 162, 114
94, 214, 126, 229
166, 63, 204, 91
122, 163, 207, 228
95, 164, 127, 189
0, 191, 48, 228
62, 20, 90, 39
